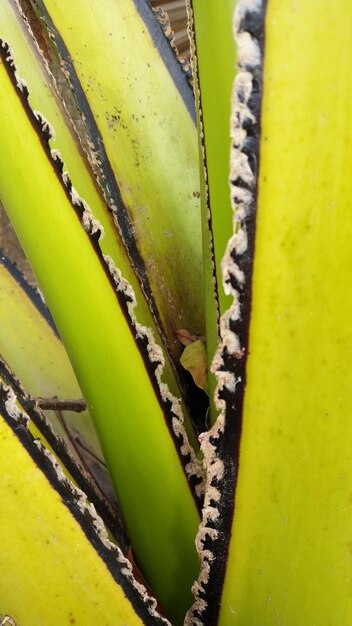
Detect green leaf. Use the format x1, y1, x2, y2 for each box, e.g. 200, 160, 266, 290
0, 43, 200, 624
189, 0, 236, 315
187, 0, 237, 423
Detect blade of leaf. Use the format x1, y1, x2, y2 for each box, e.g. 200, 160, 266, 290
0, 45, 200, 624
190, 1, 352, 623
0, 382, 167, 626
187, 0, 237, 423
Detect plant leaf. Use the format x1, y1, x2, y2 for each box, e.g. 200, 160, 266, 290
0, 381, 168, 626
23, 0, 205, 381
187, 0, 237, 423
190, 1, 352, 623
0, 42, 201, 624
180, 338, 208, 393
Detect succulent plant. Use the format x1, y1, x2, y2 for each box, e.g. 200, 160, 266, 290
0, 1, 351, 625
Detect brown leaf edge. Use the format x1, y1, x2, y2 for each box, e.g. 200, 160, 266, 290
185, 1, 266, 624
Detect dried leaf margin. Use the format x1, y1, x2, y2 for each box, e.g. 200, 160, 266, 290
186, 1, 266, 623
152, 3, 193, 83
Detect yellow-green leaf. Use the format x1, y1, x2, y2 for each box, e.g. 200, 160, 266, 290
191, 2, 352, 624
180, 339, 208, 393
0, 383, 165, 626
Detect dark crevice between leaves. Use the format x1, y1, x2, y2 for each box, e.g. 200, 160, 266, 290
182, 369, 209, 435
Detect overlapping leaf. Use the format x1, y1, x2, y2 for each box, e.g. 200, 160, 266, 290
0, 30, 201, 622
